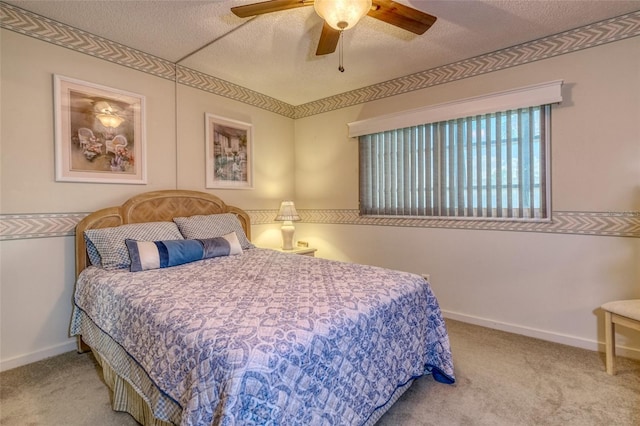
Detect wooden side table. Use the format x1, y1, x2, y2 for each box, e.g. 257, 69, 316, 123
272, 247, 317, 257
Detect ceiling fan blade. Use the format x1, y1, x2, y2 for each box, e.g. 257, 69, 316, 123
231, 0, 314, 18
316, 22, 341, 55
368, 0, 437, 35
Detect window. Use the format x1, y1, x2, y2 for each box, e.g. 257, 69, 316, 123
359, 106, 550, 219
350, 81, 562, 221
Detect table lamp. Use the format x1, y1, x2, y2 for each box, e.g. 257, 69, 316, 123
275, 201, 300, 250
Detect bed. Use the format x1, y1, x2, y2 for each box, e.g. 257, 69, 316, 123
70, 190, 455, 426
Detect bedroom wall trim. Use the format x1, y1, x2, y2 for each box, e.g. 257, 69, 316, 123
0, 2, 296, 119
2, 3, 638, 119
296, 210, 640, 238
0, 2, 176, 81
2, 210, 638, 240
0, 339, 76, 373
0, 213, 90, 240
177, 66, 296, 118
442, 310, 640, 361
293, 11, 640, 118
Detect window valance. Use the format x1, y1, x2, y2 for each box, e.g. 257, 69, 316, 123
347, 80, 563, 138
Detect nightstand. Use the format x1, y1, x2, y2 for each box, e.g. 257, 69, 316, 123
273, 247, 317, 257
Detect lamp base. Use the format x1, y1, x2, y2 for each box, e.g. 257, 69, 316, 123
280, 221, 295, 250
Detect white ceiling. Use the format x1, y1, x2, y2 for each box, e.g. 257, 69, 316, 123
5, 0, 640, 105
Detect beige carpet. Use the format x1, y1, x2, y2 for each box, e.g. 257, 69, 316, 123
1, 320, 638, 425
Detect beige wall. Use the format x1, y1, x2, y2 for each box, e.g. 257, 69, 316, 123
0, 29, 292, 370
0, 30, 177, 213
176, 84, 295, 208
295, 37, 640, 211
293, 37, 640, 355
1, 27, 638, 371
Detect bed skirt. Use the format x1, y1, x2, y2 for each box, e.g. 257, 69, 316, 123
72, 309, 182, 425
94, 351, 173, 426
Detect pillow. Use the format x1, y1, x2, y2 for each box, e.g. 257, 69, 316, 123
84, 234, 102, 266
84, 222, 184, 270
126, 232, 242, 272
173, 213, 254, 250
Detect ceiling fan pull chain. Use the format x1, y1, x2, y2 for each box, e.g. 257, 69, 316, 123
338, 31, 345, 72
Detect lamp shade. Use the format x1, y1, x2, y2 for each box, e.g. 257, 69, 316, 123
314, 0, 372, 31
275, 201, 300, 222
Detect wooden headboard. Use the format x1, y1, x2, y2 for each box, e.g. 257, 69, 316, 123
75, 190, 251, 277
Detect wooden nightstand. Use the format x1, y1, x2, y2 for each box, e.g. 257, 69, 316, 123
273, 247, 317, 257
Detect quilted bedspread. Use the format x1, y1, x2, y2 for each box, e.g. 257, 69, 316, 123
72, 248, 454, 426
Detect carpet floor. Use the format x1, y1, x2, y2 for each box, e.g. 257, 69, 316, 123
1, 319, 638, 425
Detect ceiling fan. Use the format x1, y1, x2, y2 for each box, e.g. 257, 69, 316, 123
231, 0, 437, 56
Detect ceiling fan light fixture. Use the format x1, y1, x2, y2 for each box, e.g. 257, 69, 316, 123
314, 0, 372, 31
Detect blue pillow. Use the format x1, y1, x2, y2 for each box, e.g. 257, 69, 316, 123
126, 232, 243, 272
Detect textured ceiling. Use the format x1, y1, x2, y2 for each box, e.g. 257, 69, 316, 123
4, 0, 640, 105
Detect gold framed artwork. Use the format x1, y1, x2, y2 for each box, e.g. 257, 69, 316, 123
54, 75, 146, 184
205, 113, 253, 189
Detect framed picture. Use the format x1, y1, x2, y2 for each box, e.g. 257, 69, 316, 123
54, 75, 146, 184
205, 113, 253, 189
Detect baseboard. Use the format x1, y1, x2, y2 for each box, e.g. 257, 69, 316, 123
442, 310, 640, 361
0, 340, 77, 372
2, 314, 638, 372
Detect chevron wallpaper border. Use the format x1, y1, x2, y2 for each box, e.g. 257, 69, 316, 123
293, 10, 640, 118
247, 210, 279, 225
1, 210, 638, 241
0, 213, 89, 240
1, 5, 638, 240
0, 3, 176, 81
298, 210, 640, 238
177, 66, 296, 118
2, 3, 638, 118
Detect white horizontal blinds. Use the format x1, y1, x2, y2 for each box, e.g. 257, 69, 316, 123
359, 105, 549, 219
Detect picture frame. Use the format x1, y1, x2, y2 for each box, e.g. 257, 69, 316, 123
54, 74, 146, 184
205, 113, 253, 189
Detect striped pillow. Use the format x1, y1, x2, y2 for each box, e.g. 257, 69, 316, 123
126, 232, 242, 272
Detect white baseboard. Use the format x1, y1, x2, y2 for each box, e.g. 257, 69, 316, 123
2, 314, 638, 372
442, 310, 640, 361
0, 340, 77, 373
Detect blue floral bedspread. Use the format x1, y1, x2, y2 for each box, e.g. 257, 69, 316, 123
72, 248, 454, 426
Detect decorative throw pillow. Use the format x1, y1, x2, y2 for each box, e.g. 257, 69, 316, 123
126, 232, 243, 272
173, 213, 254, 250
84, 222, 184, 270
